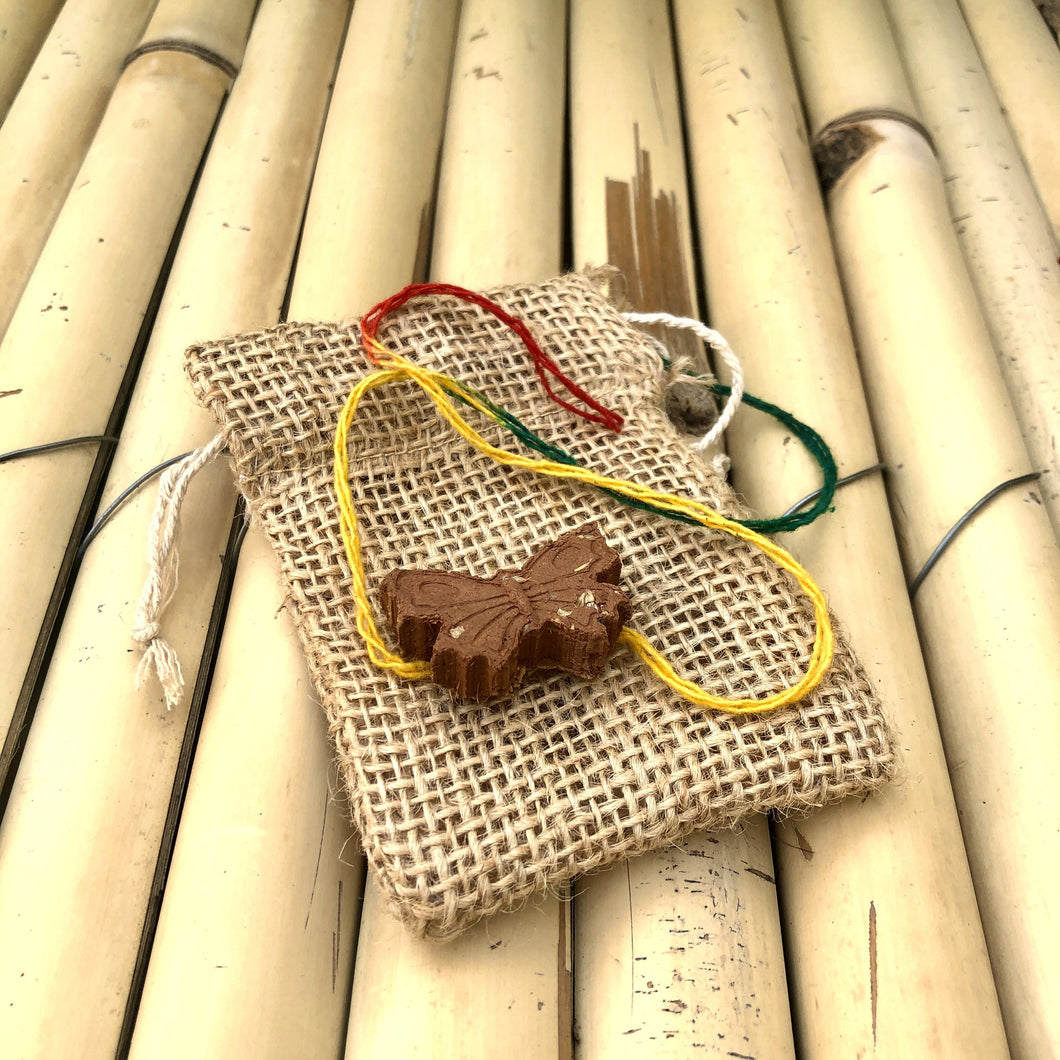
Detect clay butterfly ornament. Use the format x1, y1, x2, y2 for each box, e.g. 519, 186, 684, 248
379, 524, 633, 700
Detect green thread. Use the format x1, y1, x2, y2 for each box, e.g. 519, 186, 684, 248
717, 384, 837, 533
442, 370, 837, 535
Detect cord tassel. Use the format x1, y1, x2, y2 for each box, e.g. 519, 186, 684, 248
133, 432, 226, 709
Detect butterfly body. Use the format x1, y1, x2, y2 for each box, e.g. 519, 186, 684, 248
379, 525, 632, 700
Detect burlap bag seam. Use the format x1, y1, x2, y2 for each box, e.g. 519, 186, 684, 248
186, 272, 896, 940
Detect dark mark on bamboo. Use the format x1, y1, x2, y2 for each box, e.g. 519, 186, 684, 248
626, 860, 636, 1017
745, 866, 775, 884
792, 824, 815, 861
869, 900, 879, 1045
813, 109, 937, 192
413, 201, 433, 284
813, 122, 882, 194
304, 788, 330, 930
605, 125, 714, 433
332, 878, 343, 994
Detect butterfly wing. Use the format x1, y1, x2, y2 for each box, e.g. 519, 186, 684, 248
517, 525, 632, 677
380, 569, 514, 657
519, 524, 622, 586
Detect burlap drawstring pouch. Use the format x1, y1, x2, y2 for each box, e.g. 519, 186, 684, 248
177, 271, 896, 940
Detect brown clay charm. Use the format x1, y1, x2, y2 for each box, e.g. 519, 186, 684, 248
379, 524, 632, 700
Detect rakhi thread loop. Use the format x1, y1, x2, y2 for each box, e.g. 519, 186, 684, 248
441, 373, 836, 535
360, 283, 624, 432
335, 298, 835, 715
366, 316, 837, 537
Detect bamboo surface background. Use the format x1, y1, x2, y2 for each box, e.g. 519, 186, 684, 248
0, 2, 1057, 1058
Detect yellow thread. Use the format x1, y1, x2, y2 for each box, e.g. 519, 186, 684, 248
334, 342, 834, 714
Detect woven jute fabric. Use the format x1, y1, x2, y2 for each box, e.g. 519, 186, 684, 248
186, 273, 897, 940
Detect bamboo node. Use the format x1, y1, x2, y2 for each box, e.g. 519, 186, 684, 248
123, 40, 240, 80
812, 110, 936, 192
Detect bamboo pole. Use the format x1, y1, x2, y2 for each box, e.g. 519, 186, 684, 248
129, 3, 460, 1054
573, 832, 792, 1060
0, 0, 158, 342
352, 883, 570, 1060
568, 0, 697, 316
0, 0, 256, 759
956, 0, 1060, 247
343, 5, 572, 1058
782, 2, 1060, 1054
569, 0, 704, 379
287, 2, 460, 319
0, 0, 65, 119
568, 3, 795, 1057
674, 2, 1009, 1056
113, 5, 347, 1058
128, 528, 358, 1059
780, 0, 916, 123
430, 0, 565, 289
884, 0, 1060, 540
0, 1, 337, 1056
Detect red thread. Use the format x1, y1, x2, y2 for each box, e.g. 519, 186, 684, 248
359, 283, 624, 432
